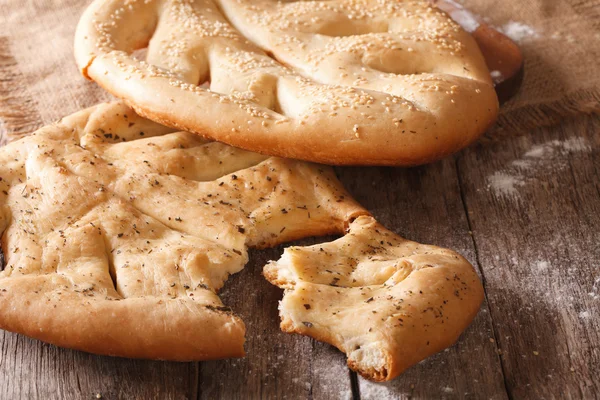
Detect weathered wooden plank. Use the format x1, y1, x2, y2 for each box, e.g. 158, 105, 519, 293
335, 160, 508, 399
457, 115, 600, 398
0, 36, 42, 144
200, 243, 354, 400
0, 330, 198, 399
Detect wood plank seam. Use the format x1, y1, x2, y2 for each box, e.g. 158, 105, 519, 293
191, 362, 200, 400
349, 369, 360, 400
454, 155, 513, 400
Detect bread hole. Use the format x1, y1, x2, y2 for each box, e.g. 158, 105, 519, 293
343, 211, 371, 231
362, 53, 428, 76
110, 6, 157, 55
263, 49, 293, 71
271, 80, 284, 114
131, 47, 148, 62
199, 70, 211, 89
106, 256, 119, 296
312, 21, 388, 37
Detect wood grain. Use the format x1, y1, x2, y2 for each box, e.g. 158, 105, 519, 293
457, 115, 600, 399
335, 161, 508, 399
199, 244, 354, 400
0, 37, 41, 144
0, 331, 198, 399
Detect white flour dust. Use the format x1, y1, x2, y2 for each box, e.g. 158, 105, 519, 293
579, 311, 590, 319
590, 277, 600, 301
313, 364, 353, 399
499, 21, 539, 42
441, 0, 480, 32
490, 70, 504, 84
487, 172, 523, 197
497, 255, 596, 322
436, 1, 540, 42
487, 137, 591, 200
451, 8, 480, 32
358, 376, 459, 398
359, 381, 397, 399
442, 386, 455, 393
535, 260, 551, 272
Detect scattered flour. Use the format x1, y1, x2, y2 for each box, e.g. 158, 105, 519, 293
359, 378, 460, 398
435, 2, 540, 43
490, 70, 504, 84
487, 172, 524, 197
562, 137, 591, 152
549, 30, 589, 43
579, 311, 590, 319
523, 145, 550, 159
487, 137, 591, 200
450, 8, 480, 32
525, 138, 590, 159
589, 277, 600, 300
442, 386, 455, 393
439, 0, 480, 32
436, 3, 540, 44
499, 21, 539, 42
535, 260, 551, 272
359, 381, 397, 399
313, 361, 353, 399
496, 248, 599, 324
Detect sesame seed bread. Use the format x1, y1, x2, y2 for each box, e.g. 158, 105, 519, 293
264, 216, 484, 381
0, 102, 483, 380
74, 0, 498, 166
0, 101, 366, 361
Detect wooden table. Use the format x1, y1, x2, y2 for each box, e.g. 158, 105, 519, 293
0, 3, 599, 399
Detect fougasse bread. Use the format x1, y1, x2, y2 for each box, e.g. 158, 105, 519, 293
264, 216, 484, 381
0, 102, 483, 381
74, 0, 498, 166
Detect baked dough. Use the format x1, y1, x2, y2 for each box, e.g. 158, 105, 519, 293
0, 102, 366, 360
0, 102, 483, 379
264, 216, 484, 381
74, 0, 498, 166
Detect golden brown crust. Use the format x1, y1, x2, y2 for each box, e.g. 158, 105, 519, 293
0, 101, 366, 360
0, 276, 246, 360
74, 0, 498, 166
263, 216, 484, 381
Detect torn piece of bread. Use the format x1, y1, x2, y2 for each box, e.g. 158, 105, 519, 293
74, 0, 498, 165
264, 215, 484, 381
0, 101, 367, 360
